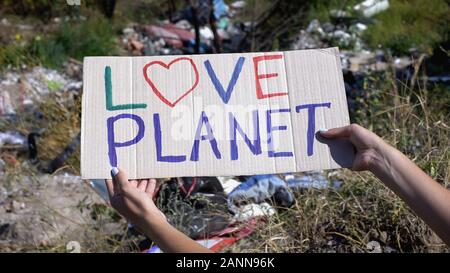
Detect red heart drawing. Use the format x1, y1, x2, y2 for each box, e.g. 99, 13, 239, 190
143, 57, 199, 108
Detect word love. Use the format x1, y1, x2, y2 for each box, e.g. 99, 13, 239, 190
106, 54, 289, 110
107, 103, 331, 167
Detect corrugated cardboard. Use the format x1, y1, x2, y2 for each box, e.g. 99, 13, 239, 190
81, 47, 354, 179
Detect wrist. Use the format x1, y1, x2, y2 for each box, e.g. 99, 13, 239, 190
367, 137, 393, 173
140, 211, 169, 234
142, 210, 166, 224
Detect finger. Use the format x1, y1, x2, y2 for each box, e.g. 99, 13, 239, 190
146, 179, 157, 196
111, 167, 129, 191
110, 169, 122, 194
105, 179, 114, 198
137, 180, 148, 191
129, 180, 138, 188
319, 124, 354, 139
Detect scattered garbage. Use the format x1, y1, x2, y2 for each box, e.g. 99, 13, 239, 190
0, 158, 5, 173
226, 172, 343, 214
89, 179, 110, 202
329, 9, 351, 20
217, 176, 241, 195
366, 240, 383, 253
119, 0, 248, 56
0, 131, 27, 148
227, 175, 295, 213
147, 236, 237, 253
285, 172, 342, 190
0, 65, 82, 119
146, 219, 256, 253
155, 177, 230, 239
230, 0, 246, 10
289, 0, 420, 102
354, 0, 389, 18
232, 202, 276, 222
50, 172, 82, 185
3, 0, 442, 253
5, 200, 26, 213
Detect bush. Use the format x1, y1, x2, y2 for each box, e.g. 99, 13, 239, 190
364, 0, 450, 54
28, 16, 118, 68
0, 43, 37, 69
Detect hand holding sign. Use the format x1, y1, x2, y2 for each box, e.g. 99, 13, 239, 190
81, 48, 354, 179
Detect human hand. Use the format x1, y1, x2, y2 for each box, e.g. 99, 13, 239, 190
105, 168, 212, 253
320, 123, 387, 171
105, 168, 166, 229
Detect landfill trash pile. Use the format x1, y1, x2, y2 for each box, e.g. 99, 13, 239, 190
287, 0, 439, 119
0, 61, 82, 121
121, 0, 248, 55
290, 0, 411, 76
0, 58, 83, 173
88, 171, 343, 252
2, 0, 448, 253
0, 58, 112, 251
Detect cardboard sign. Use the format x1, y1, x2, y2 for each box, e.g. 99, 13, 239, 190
81, 47, 354, 179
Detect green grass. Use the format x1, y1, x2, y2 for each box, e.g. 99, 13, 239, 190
306, 0, 361, 22
0, 43, 38, 69
29, 16, 119, 68
364, 0, 450, 54
0, 15, 119, 70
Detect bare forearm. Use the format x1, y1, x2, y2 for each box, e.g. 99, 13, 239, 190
369, 141, 450, 245
141, 214, 212, 253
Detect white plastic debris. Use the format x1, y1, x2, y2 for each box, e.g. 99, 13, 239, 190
354, 0, 389, 17
0, 92, 16, 115
175, 20, 192, 30
233, 202, 276, 222
366, 240, 382, 253
200, 26, 214, 40
355, 23, 368, 32
0, 131, 26, 148
329, 9, 351, 19
286, 172, 342, 190
217, 176, 241, 195
0, 66, 82, 117
231, 1, 246, 9
122, 27, 135, 35
89, 179, 110, 202
52, 173, 82, 185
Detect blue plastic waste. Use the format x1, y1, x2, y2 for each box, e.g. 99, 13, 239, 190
227, 175, 295, 213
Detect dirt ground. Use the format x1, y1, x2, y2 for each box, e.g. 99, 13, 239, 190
0, 171, 138, 252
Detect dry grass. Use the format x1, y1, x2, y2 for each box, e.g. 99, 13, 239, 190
1, 59, 448, 253
229, 66, 450, 253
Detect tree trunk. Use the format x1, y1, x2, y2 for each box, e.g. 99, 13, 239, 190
188, 0, 201, 54
209, 0, 223, 53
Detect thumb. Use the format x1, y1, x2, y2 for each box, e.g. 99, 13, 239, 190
111, 167, 129, 190
319, 125, 353, 139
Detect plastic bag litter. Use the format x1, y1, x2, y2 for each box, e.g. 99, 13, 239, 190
227, 175, 295, 213
0, 131, 26, 148
233, 202, 276, 222
354, 0, 389, 18
285, 172, 342, 190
